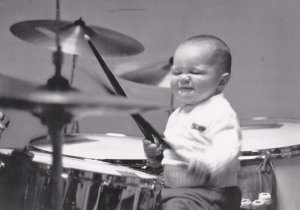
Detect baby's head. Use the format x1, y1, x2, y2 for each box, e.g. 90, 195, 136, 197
171, 35, 231, 105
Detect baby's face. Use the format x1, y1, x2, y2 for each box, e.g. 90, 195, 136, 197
171, 43, 224, 105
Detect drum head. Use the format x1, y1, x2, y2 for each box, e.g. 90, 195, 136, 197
30, 133, 146, 160
241, 118, 300, 153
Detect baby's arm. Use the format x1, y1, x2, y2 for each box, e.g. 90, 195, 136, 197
187, 158, 211, 184
196, 113, 241, 175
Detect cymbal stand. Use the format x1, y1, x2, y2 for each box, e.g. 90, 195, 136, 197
35, 109, 73, 210
70, 55, 80, 133
63, 54, 80, 134
37, 0, 73, 209
37, 47, 73, 210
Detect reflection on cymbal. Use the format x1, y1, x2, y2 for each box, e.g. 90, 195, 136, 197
114, 58, 172, 88
10, 18, 144, 57
0, 74, 166, 118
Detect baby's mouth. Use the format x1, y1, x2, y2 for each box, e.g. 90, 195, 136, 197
178, 87, 194, 95
178, 85, 193, 90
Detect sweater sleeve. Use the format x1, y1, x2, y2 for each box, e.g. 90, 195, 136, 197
198, 111, 241, 175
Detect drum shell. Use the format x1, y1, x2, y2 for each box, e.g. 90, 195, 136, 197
240, 119, 300, 210
238, 156, 300, 210
26, 163, 161, 210
0, 149, 33, 210
271, 156, 300, 210
0, 149, 161, 210
238, 157, 276, 210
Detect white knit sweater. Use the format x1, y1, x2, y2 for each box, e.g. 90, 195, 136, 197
162, 94, 241, 188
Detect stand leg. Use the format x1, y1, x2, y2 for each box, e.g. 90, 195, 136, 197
48, 125, 64, 210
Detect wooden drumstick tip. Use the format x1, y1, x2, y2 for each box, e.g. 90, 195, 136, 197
84, 34, 91, 41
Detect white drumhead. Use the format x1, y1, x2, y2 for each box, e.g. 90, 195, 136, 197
0, 148, 157, 179
30, 133, 146, 160
31, 119, 300, 159
241, 118, 300, 152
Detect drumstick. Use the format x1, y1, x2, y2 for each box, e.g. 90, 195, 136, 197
84, 34, 170, 149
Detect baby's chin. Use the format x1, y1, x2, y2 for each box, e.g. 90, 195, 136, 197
175, 93, 211, 105
175, 96, 199, 105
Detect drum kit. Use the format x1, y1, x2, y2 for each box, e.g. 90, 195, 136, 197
1, 2, 300, 210
0, 1, 169, 210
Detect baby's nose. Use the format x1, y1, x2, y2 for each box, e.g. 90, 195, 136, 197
179, 74, 191, 85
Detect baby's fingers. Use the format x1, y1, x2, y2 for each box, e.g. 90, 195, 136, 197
143, 139, 152, 145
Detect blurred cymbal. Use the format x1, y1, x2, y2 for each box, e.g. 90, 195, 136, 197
0, 73, 37, 91
0, 74, 166, 118
114, 58, 172, 88
10, 19, 144, 57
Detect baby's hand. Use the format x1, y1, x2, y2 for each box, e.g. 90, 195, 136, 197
143, 138, 162, 159
187, 159, 210, 184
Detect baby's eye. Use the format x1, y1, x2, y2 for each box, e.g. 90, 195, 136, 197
172, 71, 181, 75
191, 71, 205, 75
171, 68, 182, 75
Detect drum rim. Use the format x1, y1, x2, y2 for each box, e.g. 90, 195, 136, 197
29, 133, 143, 145
241, 117, 300, 159
29, 132, 146, 160
240, 117, 300, 128
0, 148, 159, 181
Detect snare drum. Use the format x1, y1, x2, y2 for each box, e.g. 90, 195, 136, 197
0, 148, 161, 210
240, 118, 300, 210
30, 133, 147, 167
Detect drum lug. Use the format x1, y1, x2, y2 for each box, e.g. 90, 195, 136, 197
149, 183, 156, 190
0, 160, 5, 169
260, 151, 271, 172
102, 176, 112, 186
146, 180, 162, 191
147, 180, 158, 190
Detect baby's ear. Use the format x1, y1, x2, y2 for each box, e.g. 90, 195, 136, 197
217, 72, 230, 92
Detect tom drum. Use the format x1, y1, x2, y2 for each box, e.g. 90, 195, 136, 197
240, 118, 300, 210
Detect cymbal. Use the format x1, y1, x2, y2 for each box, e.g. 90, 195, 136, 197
0, 74, 166, 118
114, 58, 172, 88
10, 19, 144, 57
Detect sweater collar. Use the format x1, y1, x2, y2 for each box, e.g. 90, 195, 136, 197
179, 94, 224, 113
